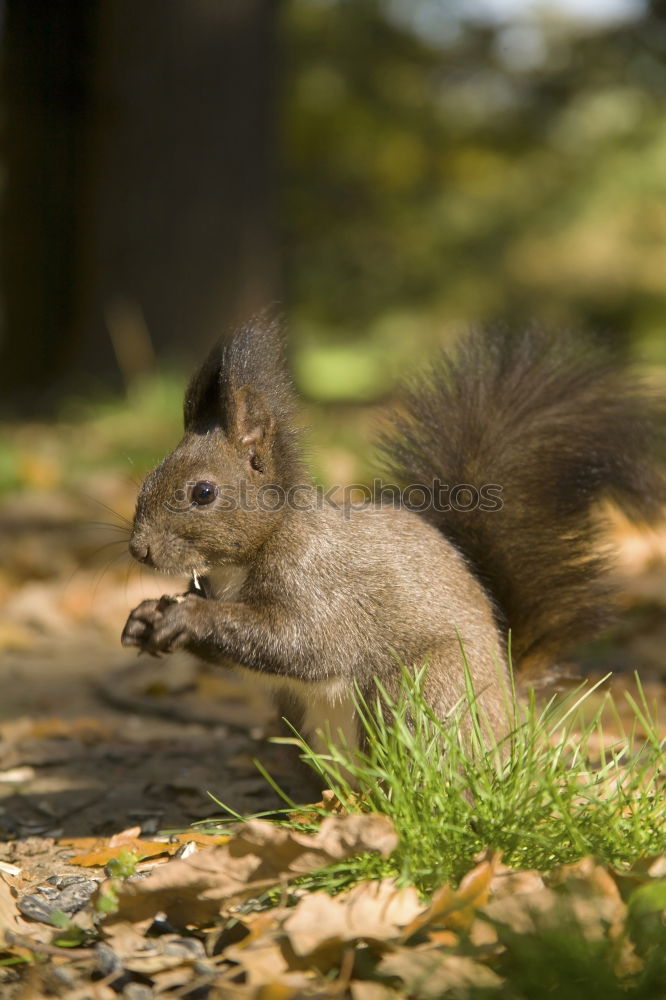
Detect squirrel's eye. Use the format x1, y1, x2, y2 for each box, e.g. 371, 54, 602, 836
191, 481, 218, 506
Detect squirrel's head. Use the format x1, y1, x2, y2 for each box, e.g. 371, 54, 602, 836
129, 318, 304, 574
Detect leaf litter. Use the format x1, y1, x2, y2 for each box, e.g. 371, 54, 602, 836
0, 805, 664, 999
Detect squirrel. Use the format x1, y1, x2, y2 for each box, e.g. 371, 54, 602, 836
121, 318, 664, 749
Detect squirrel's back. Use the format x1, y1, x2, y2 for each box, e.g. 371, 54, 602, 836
380, 326, 665, 675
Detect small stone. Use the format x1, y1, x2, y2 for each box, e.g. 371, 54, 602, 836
53, 878, 98, 913
163, 937, 205, 960
123, 983, 154, 1000
174, 840, 198, 859
34, 885, 59, 901
94, 942, 123, 978
17, 894, 57, 924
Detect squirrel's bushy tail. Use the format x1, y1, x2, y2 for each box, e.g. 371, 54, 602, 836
380, 326, 665, 672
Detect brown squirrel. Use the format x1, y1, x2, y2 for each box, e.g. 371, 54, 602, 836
121, 319, 663, 748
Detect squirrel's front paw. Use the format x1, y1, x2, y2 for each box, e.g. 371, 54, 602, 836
121, 597, 163, 653
121, 594, 208, 655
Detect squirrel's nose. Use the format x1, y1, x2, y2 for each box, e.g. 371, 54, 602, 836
129, 538, 153, 565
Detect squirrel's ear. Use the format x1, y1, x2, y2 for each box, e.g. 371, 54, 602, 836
230, 384, 275, 470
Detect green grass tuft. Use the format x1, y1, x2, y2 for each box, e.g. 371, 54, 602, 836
272, 662, 666, 895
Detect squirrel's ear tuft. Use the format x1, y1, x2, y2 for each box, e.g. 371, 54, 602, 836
184, 317, 291, 434
183, 316, 301, 472
183, 342, 225, 432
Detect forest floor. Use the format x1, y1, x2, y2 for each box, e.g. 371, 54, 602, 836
1, 469, 666, 999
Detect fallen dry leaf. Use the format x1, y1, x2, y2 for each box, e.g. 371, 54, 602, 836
61, 827, 231, 866
0, 872, 21, 946
488, 864, 545, 900
482, 858, 626, 943
0, 871, 39, 951
481, 886, 560, 936
402, 854, 498, 939
101, 916, 155, 959
286, 787, 356, 826
481, 856, 643, 981
29, 716, 112, 743
220, 907, 317, 992
283, 878, 423, 959
350, 983, 397, 1000
220, 908, 296, 987
69, 841, 172, 867
171, 831, 235, 848
122, 934, 206, 975
225, 932, 296, 987
379, 948, 502, 998
103, 814, 397, 928
549, 857, 626, 942
644, 855, 666, 878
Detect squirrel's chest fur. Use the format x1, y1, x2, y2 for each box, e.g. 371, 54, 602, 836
203, 503, 506, 744
204, 560, 358, 747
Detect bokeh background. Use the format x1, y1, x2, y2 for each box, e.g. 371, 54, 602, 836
1, 0, 666, 590
2, 0, 666, 431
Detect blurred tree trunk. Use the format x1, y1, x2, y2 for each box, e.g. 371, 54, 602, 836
1, 0, 98, 413
0, 0, 280, 414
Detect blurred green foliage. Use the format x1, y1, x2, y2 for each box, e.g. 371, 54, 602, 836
0, 377, 185, 495
281, 0, 666, 391
0, 373, 379, 494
